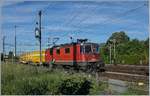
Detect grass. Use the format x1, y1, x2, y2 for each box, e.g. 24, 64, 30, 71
121, 83, 149, 95
1, 62, 147, 95
1, 63, 108, 95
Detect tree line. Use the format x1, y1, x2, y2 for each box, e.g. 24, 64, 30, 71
100, 31, 149, 65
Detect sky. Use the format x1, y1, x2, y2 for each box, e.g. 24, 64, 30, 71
1, 0, 149, 54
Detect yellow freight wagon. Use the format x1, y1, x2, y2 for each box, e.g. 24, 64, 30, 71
19, 50, 45, 64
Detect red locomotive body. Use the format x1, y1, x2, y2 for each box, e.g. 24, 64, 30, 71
45, 40, 105, 72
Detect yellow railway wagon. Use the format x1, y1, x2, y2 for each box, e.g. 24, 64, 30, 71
19, 50, 45, 64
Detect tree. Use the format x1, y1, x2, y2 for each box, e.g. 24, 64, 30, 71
106, 31, 130, 45
143, 38, 149, 64
100, 31, 148, 65
100, 45, 109, 64
144, 38, 149, 48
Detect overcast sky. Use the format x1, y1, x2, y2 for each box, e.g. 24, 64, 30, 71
1, 0, 149, 54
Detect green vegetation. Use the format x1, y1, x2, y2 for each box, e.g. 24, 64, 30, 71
2, 63, 148, 95
1, 63, 108, 95
122, 88, 147, 95
100, 31, 149, 65
122, 85, 148, 95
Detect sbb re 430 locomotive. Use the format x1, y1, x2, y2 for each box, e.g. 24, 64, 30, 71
45, 39, 105, 72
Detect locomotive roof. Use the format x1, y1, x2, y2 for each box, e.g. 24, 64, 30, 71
50, 42, 98, 49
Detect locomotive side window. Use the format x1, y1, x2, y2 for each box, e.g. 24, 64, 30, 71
50, 48, 53, 55
65, 48, 70, 54
85, 45, 92, 53
56, 49, 60, 54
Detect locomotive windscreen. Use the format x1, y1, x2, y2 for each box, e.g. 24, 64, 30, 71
92, 44, 99, 53
80, 43, 99, 54
85, 45, 92, 53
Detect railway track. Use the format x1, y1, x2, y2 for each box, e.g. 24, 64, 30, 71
59, 64, 149, 83
100, 72, 149, 83
105, 64, 149, 76
100, 64, 149, 83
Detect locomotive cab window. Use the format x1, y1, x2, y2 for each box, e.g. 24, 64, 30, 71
65, 48, 70, 54
56, 49, 60, 54
85, 45, 92, 53
92, 44, 99, 53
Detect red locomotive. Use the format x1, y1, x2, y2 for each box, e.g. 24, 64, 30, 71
45, 39, 105, 72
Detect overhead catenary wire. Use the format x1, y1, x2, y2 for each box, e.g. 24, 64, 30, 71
42, 2, 56, 14
32, 2, 109, 43
77, 16, 147, 37
60, 2, 102, 38
43, 2, 92, 44
96, 4, 145, 27
16, 3, 55, 52
4, 2, 55, 53
60, 3, 146, 40
43, 2, 106, 40
73, 3, 147, 36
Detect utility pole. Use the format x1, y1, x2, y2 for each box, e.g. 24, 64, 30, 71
3, 36, 5, 54
2, 36, 5, 62
109, 44, 112, 64
39, 11, 42, 65
109, 39, 116, 64
113, 39, 116, 65
14, 25, 17, 57
35, 10, 42, 65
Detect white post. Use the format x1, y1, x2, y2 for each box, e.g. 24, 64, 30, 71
109, 44, 112, 64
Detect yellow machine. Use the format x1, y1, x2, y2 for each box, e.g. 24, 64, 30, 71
19, 50, 45, 64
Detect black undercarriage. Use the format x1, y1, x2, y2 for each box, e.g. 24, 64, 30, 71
45, 61, 105, 73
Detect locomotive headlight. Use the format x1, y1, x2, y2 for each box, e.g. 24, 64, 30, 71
81, 43, 83, 46
35, 27, 40, 38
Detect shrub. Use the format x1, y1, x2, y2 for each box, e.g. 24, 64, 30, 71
58, 75, 92, 95
17, 78, 49, 95
89, 81, 108, 95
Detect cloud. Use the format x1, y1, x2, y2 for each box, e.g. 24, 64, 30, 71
126, 29, 148, 35
2, 15, 34, 24
71, 12, 138, 29
1, 0, 23, 7
44, 25, 77, 33
2, 1, 141, 29
125, 30, 148, 40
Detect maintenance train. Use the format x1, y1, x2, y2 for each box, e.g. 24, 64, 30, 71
19, 39, 105, 72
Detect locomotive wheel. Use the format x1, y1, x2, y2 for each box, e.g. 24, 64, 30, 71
91, 64, 97, 75
85, 65, 91, 73
85, 63, 97, 75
